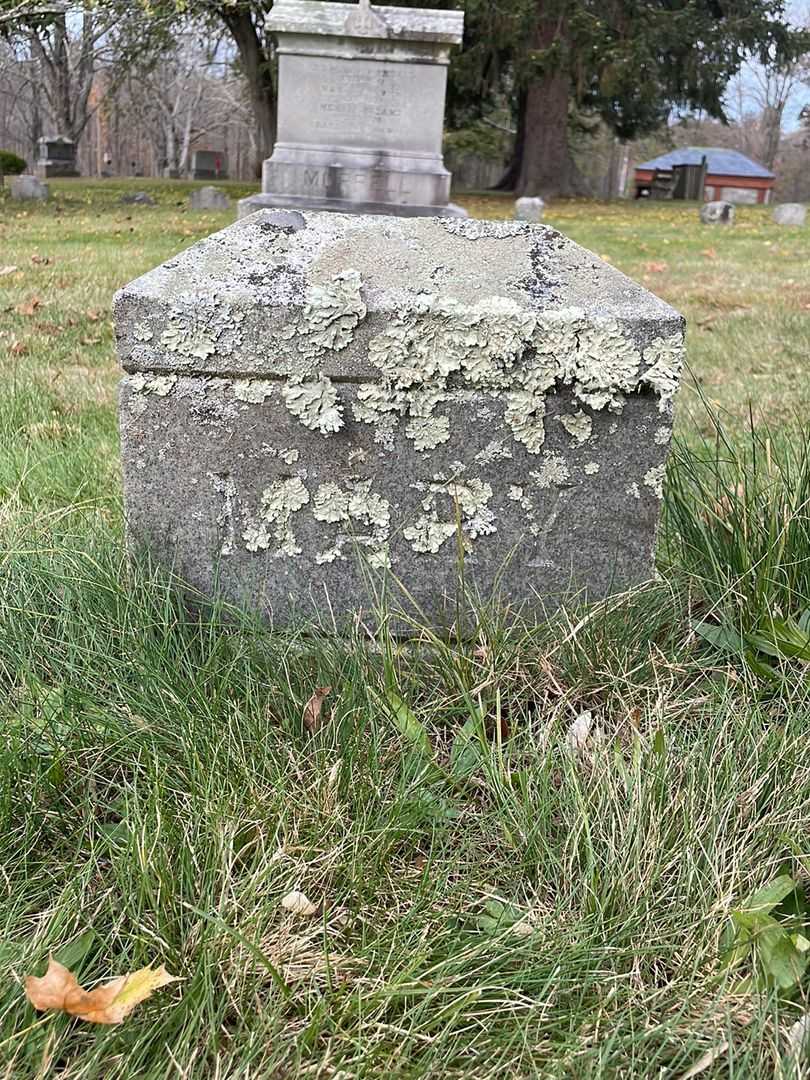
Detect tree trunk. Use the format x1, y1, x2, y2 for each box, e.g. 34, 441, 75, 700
493, 88, 527, 191
514, 16, 589, 198
218, 8, 275, 174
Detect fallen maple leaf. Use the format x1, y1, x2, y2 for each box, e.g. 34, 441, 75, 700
16, 296, 41, 316
281, 890, 318, 916
644, 261, 668, 273
31, 254, 51, 265
302, 685, 332, 733
10, 340, 28, 356
25, 958, 178, 1025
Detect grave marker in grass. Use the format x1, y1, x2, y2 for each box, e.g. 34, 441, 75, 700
114, 210, 684, 628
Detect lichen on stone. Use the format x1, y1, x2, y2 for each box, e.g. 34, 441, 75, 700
559, 410, 592, 445
642, 333, 685, 413
311, 478, 391, 565
403, 515, 457, 554
134, 324, 153, 343
208, 473, 237, 555
584, 462, 600, 475
159, 299, 244, 364
625, 481, 641, 499
643, 463, 667, 499
233, 379, 275, 404
281, 269, 366, 362
282, 375, 343, 434
129, 372, 177, 396
242, 476, 310, 557
530, 452, 571, 490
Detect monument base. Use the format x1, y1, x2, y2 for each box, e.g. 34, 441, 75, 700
35, 164, 79, 179
237, 191, 467, 220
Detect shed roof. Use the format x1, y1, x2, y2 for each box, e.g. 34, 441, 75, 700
635, 146, 774, 179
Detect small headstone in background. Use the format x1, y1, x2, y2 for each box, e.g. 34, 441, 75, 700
190, 186, 231, 211
115, 211, 685, 629
191, 150, 228, 180
10, 174, 49, 201
772, 203, 806, 226
120, 192, 156, 206
700, 201, 735, 225
514, 197, 545, 223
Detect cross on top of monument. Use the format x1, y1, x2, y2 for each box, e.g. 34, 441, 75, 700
345, 0, 388, 36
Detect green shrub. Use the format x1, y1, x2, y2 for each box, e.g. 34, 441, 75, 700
0, 150, 27, 175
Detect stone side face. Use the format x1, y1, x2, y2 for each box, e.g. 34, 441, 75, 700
115, 210, 685, 628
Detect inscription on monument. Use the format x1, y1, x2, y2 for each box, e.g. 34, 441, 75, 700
238, 0, 466, 220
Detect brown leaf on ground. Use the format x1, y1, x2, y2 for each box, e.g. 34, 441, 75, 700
85, 310, 100, 321
25, 958, 179, 1025
30, 254, 51, 265
644, 261, 668, 273
16, 296, 41, 316
701, 248, 717, 259
10, 340, 28, 356
302, 685, 332, 733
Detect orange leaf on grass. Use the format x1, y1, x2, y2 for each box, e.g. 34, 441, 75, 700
302, 685, 332, 733
25, 958, 179, 1025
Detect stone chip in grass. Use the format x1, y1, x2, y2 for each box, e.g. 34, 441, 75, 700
281, 890, 319, 916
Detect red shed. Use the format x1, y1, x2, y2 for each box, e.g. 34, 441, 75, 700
634, 146, 775, 204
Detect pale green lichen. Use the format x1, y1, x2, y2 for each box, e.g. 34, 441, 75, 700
282, 375, 343, 434
233, 379, 274, 404
282, 269, 366, 362
642, 333, 685, 413
311, 478, 391, 565
129, 372, 177, 396
474, 440, 512, 465
584, 462, 600, 475
242, 476, 310, 557
208, 473, 236, 555
643, 463, 666, 499
160, 300, 244, 363
403, 515, 457, 554
654, 425, 670, 446
625, 481, 641, 499
559, 410, 592, 445
530, 452, 571, 489
134, 324, 153, 343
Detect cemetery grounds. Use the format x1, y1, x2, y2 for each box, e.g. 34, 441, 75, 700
1, 179, 810, 1078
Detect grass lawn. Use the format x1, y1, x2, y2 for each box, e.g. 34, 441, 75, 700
1, 179, 810, 1078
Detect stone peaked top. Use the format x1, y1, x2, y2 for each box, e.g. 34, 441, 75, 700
115, 209, 684, 388
266, 0, 465, 43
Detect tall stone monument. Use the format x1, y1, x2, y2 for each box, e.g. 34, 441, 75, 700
35, 136, 78, 178
238, 0, 465, 220
114, 211, 685, 629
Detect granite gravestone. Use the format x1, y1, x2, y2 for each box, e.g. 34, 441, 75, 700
773, 203, 806, 226
190, 186, 231, 211
35, 136, 78, 178
191, 150, 228, 180
515, 197, 545, 223
238, 0, 465, 220
10, 174, 49, 200
115, 211, 685, 629
700, 201, 735, 225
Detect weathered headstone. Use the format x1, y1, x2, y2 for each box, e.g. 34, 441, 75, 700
10, 174, 49, 200
120, 191, 155, 206
700, 200, 735, 225
35, 135, 78, 178
238, 0, 466, 220
114, 211, 684, 628
190, 186, 231, 211
773, 203, 806, 226
191, 150, 228, 180
515, 197, 545, 223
